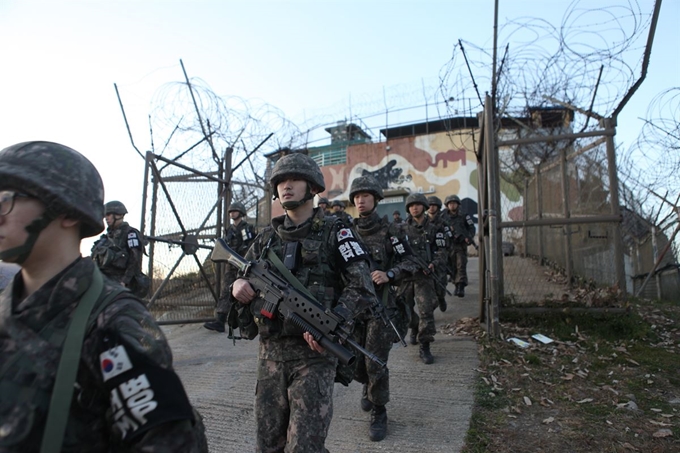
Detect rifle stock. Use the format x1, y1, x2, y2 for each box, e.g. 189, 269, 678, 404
210, 239, 386, 368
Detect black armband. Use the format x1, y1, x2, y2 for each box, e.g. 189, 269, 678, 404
99, 334, 194, 441
335, 227, 370, 268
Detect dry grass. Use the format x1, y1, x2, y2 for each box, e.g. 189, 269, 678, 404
444, 299, 680, 453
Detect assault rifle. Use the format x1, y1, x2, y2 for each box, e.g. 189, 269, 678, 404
365, 259, 407, 347
407, 254, 453, 296
211, 239, 386, 368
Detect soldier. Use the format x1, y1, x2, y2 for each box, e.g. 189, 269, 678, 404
398, 193, 448, 364
317, 196, 330, 215
0, 141, 207, 452
427, 195, 450, 313
90, 200, 149, 298
230, 152, 377, 452
443, 195, 476, 297
348, 175, 417, 442
392, 210, 403, 224
204, 201, 256, 333
330, 199, 353, 224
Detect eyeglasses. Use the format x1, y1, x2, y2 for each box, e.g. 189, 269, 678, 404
0, 190, 32, 216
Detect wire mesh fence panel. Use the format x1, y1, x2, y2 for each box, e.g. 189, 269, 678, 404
143, 159, 222, 324
496, 109, 622, 306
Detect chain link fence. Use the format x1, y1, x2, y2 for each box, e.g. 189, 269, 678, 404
142, 154, 225, 324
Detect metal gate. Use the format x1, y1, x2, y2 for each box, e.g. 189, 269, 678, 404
140, 150, 230, 325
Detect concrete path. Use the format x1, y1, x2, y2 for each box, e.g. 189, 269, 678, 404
164, 258, 480, 453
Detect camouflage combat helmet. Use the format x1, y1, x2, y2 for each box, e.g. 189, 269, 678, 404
393, 210, 401, 216
349, 175, 384, 205
405, 193, 429, 209
317, 196, 330, 205
0, 141, 105, 263
427, 195, 443, 208
445, 194, 461, 206
331, 200, 345, 208
104, 200, 128, 216
270, 153, 325, 196
228, 201, 247, 216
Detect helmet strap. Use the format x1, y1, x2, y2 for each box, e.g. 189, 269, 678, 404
0, 209, 57, 264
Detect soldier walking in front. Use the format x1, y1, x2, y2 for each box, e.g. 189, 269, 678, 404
230, 152, 377, 453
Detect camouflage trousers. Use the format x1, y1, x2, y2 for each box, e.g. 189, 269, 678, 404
397, 278, 438, 344
255, 355, 336, 453
434, 266, 448, 303
449, 245, 469, 286
215, 267, 238, 315
353, 316, 393, 406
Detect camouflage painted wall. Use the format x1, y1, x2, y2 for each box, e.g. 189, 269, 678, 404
271, 129, 522, 223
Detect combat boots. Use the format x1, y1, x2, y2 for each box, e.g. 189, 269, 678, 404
456, 283, 465, 298
409, 329, 418, 345
369, 405, 387, 442
360, 384, 373, 412
438, 298, 447, 312
203, 313, 227, 333
419, 342, 434, 364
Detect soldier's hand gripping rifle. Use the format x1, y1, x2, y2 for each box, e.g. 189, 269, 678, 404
211, 239, 386, 368
407, 254, 453, 296
366, 259, 408, 347
369, 285, 408, 348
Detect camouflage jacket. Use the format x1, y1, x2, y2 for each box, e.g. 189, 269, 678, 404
353, 211, 418, 285
399, 214, 448, 279
240, 208, 376, 362
0, 258, 206, 452
224, 219, 256, 257
442, 209, 476, 245
91, 222, 143, 285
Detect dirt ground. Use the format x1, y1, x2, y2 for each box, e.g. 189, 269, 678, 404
454, 298, 680, 453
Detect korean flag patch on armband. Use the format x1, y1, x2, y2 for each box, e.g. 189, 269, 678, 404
100, 345, 133, 382
127, 232, 140, 249
336, 228, 355, 241
336, 227, 367, 266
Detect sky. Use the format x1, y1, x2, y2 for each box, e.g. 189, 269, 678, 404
1, 0, 678, 254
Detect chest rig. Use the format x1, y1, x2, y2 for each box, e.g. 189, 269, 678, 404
261, 215, 342, 310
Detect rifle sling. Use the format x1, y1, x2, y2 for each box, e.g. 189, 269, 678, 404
266, 249, 317, 302
40, 266, 105, 453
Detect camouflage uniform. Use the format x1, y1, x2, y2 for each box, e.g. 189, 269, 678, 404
92, 220, 144, 288
330, 200, 353, 225
397, 194, 448, 363
443, 195, 476, 295
214, 203, 256, 318
0, 141, 207, 452
348, 175, 418, 441
233, 153, 376, 453
427, 196, 451, 311
392, 211, 403, 224
0, 259, 207, 452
